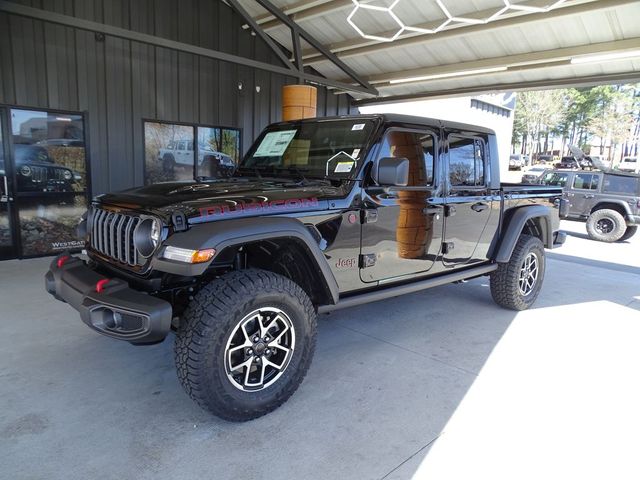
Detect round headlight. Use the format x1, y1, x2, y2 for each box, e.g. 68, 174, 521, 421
63, 170, 73, 180
133, 218, 162, 258
20, 165, 32, 177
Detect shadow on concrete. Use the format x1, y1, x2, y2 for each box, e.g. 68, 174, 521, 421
547, 251, 640, 276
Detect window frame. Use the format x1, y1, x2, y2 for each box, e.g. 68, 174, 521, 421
446, 133, 487, 190
374, 126, 439, 189
571, 173, 600, 191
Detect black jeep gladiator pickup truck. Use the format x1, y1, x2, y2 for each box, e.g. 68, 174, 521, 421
45, 114, 566, 421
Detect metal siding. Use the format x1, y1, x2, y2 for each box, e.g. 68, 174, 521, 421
0, 0, 357, 194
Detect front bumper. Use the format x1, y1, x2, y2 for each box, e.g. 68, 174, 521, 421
45, 255, 172, 344
627, 214, 640, 226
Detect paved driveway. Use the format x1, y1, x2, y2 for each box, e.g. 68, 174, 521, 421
1, 221, 638, 480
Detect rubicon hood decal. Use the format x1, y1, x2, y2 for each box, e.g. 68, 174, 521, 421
195, 197, 324, 222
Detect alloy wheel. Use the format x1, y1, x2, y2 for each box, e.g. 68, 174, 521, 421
224, 307, 295, 392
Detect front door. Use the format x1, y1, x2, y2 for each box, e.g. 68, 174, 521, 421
360, 128, 444, 283
442, 134, 495, 266
0, 109, 18, 259
566, 172, 601, 217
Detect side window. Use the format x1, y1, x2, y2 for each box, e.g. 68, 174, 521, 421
448, 136, 485, 187
543, 172, 568, 187
572, 174, 598, 190
378, 130, 435, 187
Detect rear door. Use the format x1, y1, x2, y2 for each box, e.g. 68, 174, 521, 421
442, 134, 496, 266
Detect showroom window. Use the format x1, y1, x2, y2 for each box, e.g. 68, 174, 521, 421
144, 121, 241, 185
9, 108, 89, 257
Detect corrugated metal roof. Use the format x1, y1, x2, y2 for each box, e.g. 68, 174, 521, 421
233, 0, 640, 102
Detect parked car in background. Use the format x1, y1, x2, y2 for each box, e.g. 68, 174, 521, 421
557, 156, 580, 169
618, 157, 640, 174
536, 154, 554, 165
521, 166, 549, 184
546, 169, 640, 242
509, 154, 525, 170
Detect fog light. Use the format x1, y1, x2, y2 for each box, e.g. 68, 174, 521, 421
162, 246, 215, 264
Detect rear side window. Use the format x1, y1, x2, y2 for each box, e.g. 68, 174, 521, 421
603, 175, 640, 194
448, 136, 485, 187
572, 174, 599, 190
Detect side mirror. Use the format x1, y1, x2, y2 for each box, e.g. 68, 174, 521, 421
371, 157, 409, 187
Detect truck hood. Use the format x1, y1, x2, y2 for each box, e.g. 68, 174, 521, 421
96, 178, 344, 223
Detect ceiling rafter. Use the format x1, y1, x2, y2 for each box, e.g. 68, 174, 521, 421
355, 38, 640, 86
353, 72, 640, 106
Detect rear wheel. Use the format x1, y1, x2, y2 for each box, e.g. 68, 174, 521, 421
619, 225, 637, 242
174, 269, 317, 421
490, 234, 546, 311
586, 209, 626, 242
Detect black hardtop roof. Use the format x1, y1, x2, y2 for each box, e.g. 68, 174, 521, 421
272, 113, 496, 136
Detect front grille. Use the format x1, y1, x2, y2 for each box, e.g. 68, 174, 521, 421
90, 207, 142, 267
30, 166, 48, 182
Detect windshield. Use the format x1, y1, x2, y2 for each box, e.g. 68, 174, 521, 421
239, 119, 376, 180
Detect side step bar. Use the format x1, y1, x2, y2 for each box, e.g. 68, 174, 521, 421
318, 263, 498, 314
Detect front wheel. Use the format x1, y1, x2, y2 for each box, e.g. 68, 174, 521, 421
174, 269, 317, 421
490, 234, 546, 311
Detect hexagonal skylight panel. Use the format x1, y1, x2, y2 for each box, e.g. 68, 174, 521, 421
347, 1, 406, 43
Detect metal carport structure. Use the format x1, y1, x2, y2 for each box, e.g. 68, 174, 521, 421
234, 0, 640, 103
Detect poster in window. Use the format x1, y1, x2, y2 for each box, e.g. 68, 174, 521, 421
144, 122, 195, 185
10, 109, 89, 256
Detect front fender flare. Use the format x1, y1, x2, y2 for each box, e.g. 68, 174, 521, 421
151, 216, 339, 305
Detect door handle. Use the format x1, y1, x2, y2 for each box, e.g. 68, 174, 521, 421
583, 194, 594, 199
471, 202, 489, 212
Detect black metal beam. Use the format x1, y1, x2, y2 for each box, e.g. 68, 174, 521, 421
0, 0, 376, 96
226, 0, 299, 76
250, 0, 377, 95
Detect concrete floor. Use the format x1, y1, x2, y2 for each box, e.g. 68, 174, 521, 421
1, 221, 638, 480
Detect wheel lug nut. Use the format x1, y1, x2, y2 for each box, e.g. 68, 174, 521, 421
253, 336, 260, 342
265, 349, 271, 355
247, 348, 253, 355
255, 357, 261, 363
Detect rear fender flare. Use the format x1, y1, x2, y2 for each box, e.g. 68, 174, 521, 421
495, 205, 553, 263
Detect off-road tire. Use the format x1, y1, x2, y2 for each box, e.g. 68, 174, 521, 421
490, 234, 546, 311
174, 269, 317, 422
618, 225, 637, 242
586, 209, 626, 242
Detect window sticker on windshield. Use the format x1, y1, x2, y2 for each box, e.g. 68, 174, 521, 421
334, 161, 354, 173
253, 130, 297, 157
352, 148, 361, 158
351, 124, 365, 131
